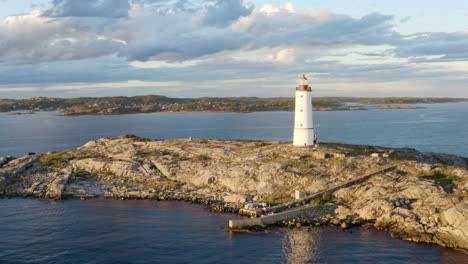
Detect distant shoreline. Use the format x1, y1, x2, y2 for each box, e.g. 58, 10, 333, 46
7, 111, 36, 115
377, 105, 425, 109
1, 96, 466, 116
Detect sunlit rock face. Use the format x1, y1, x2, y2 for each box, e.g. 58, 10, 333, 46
0, 135, 467, 248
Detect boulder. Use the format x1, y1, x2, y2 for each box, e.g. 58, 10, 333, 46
304, 179, 329, 194
452, 169, 467, 177
223, 194, 247, 203
355, 200, 395, 220
441, 204, 468, 230
45, 168, 73, 199
334, 205, 353, 220
312, 152, 333, 159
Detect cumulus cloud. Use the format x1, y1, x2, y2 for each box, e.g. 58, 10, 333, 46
1, 1, 467, 66
263, 48, 297, 64
43, 0, 131, 18
0, 11, 124, 63
396, 32, 468, 61
202, 0, 253, 27
6, 1, 463, 65
1, 0, 468, 98
1, 1, 408, 64
110, 3, 404, 62
244, 12, 398, 49
108, 2, 252, 61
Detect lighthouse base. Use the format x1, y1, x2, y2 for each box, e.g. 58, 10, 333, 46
293, 129, 315, 147
293, 144, 315, 148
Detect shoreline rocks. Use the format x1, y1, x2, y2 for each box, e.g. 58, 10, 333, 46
378, 105, 424, 109
1, 135, 467, 249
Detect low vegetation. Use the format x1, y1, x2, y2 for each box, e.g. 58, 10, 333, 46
261, 192, 293, 206
111, 135, 153, 143
421, 172, 454, 185
194, 154, 211, 161
2, 95, 466, 116
39, 151, 110, 168
320, 143, 374, 155
358, 97, 468, 105
39, 151, 74, 168
308, 192, 333, 205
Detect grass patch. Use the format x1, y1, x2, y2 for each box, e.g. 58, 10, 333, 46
1, 183, 22, 194
308, 192, 333, 205
75, 154, 112, 161
320, 143, 384, 156
68, 170, 97, 184
40, 151, 112, 168
194, 154, 211, 161
173, 155, 191, 161
140, 149, 173, 158
148, 179, 184, 191
287, 160, 314, 170
111, 135, 153, 143
39, 151, 74, 168
421, 172, 454, 185
261, 192, 292, 206
126, 137, 152, 143
17, 175, 27, 182
395, 170, 408, 176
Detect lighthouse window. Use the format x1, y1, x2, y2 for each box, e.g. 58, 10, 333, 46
300, 95, 303, 98
300, 124, 303, 127
300, 109, 303, 112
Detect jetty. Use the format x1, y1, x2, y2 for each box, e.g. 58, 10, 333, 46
229, 166, 397, 228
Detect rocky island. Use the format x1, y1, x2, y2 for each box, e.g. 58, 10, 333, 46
6, 111, 36, 115
1, 135, 467, 249
1, 96, 467, 116
378, 105, 424, 109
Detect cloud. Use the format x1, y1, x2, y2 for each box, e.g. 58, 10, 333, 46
0, 11, 123, 63
43, 0, 131, 18
396, 32, 468, 61
110, 2, 252, 61
1, 1, 468, 98
2, 1, 468, 65
202, 0, 253, 27
263, 48, 297, 64
0, 1, 431, 65
232, 7, 398, 50
110, 4, 403, 62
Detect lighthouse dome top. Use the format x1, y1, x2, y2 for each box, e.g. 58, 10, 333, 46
299, 74, 308, 86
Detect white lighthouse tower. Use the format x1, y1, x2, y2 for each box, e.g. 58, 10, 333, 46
293, 74, 315, 147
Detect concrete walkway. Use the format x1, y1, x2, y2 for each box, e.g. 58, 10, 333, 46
229, 166, 396, 228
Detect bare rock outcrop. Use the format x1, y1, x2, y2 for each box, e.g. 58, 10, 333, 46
0, 135, 467, 249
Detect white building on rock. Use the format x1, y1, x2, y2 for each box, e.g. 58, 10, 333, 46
293, 74, 316, 147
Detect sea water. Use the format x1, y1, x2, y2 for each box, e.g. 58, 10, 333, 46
0, 199, 467, 264
1, 102, 468, 157
1, 102, 467, 263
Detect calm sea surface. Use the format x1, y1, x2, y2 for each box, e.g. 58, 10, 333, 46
1, 102, 468, 157
1, 102, 467, 263
1, 199, 467, 264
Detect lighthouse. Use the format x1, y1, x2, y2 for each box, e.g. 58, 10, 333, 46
293, 74, 315, 147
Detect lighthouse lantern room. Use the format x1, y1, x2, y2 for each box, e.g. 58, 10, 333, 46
293, 74, 315, 147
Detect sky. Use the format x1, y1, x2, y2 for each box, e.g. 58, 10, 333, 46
0, 0, 467, 99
